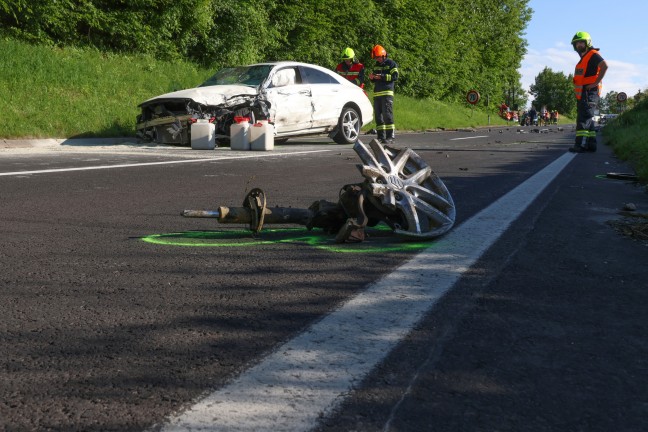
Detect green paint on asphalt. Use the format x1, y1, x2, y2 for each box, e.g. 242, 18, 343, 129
141, 225, 435, 253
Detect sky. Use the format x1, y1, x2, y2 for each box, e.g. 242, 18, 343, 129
519, 0, 648, 101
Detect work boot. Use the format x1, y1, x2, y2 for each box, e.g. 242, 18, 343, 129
568, 145, 587, 153
385, 131, 395, 145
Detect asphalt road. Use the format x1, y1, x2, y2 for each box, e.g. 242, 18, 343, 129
1, 126, 646, 431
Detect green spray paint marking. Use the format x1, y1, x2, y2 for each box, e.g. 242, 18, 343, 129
142, 229, 278, 247
141, 225, 435, 253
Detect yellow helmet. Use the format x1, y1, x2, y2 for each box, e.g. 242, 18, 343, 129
571, 31, 592, 49
341, 47, 355, 60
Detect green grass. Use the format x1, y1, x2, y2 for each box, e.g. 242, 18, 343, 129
395, 96, 512, 130
361, 92, 515, 130
602, 99, 648, 182
0, 37, 204, 138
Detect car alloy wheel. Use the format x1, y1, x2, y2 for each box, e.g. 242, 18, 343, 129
354, 139, 456, 238
333, 106, 360, 144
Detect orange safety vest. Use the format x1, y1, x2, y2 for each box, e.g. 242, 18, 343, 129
573, 49, 602, 100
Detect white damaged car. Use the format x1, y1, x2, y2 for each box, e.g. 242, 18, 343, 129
136, 61, 373, 145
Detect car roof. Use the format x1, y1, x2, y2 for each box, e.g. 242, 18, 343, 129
295, 61, 362, 82
249, 61, 318, 67
242, 61, 351, 86
247, 61, 336, 74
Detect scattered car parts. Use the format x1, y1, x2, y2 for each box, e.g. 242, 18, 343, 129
182, 139, 456, 243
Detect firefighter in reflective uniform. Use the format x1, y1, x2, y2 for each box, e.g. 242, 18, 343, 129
335, 47, 365, 88
570, 31, 608, 153
368, 45, 399, 144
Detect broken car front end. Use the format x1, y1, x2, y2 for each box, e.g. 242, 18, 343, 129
136, 94, 270, 145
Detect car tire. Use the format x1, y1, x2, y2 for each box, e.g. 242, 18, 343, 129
333, 106, 360, 144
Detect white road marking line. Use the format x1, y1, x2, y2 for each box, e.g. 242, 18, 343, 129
449, 135, 489, 140
161, 152, 576, 432
0, 150, 330, 177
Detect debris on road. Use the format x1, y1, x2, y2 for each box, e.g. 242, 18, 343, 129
182, 139, 456, 243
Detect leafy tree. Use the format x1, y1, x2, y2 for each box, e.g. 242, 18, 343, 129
0, 0, 533, 102
194, 0, 280, 67
632, 88, 647, 105
529, 67, 575, 116
600, 91, 624, 113
470, 0, 531, 106
373, 0, 460, 99
0, 0, 26, 24
502, 71, 528, 111
263, 0, 386, 68
601, 89, 648, 114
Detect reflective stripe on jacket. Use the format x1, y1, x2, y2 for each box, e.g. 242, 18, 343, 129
573, 49, 602, 100
371, 58, 399, 95
336, 61, 365, 86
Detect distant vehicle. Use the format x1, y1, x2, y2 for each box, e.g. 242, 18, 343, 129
136, 61, 374, 145
599, 113, 619, 125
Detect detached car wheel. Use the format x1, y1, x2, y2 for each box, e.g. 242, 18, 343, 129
333, 107, 361, 144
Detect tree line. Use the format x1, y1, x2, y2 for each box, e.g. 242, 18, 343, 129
1, 0, 532, 105
529, 66, 648, 117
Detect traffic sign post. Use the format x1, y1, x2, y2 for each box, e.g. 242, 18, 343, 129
616, 92, 628, 113
466, 90, 480, 118
466, 90, 480, 105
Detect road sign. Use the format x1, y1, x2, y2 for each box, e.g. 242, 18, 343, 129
617, 92, 627, 103
466, 90, 480, 105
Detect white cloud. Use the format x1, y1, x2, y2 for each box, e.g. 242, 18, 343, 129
604, 59, 648, 95
519, 47, 573, 94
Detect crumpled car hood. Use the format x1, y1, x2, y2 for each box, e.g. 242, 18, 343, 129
139, 85, 258, 107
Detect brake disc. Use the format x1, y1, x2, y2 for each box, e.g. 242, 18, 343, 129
354, 139, 456, 239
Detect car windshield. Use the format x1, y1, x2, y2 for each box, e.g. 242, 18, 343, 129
199, 65, 273, 87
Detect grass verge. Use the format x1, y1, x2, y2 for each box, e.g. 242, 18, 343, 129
602, 98, 648, 183
0, 37, 203, 138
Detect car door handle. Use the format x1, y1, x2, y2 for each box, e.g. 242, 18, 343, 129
299, 90, 311, 95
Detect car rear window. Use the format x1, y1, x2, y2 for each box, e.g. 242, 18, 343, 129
300, 67, 340, 85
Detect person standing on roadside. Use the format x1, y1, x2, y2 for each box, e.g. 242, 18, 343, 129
335, 47, 365, 88
570, 31, 608, 153
368, 45, 399, 144
528, 106, 537, 126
